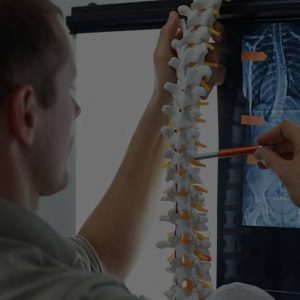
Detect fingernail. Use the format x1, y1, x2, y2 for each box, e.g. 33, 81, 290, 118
168, 11, 176, 22
258, 159, 268, 168
254, 149, 268, 167
257, 161, 268, 169
253, 148, 264, 161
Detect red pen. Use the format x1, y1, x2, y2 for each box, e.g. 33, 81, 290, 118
193, 144, 273, 160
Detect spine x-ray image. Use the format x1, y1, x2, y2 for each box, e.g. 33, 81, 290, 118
242, 23, 300, 227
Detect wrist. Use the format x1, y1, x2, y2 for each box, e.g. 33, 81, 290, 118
142, 91, 170, 129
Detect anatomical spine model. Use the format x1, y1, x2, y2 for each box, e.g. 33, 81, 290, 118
157, 1, 223, 299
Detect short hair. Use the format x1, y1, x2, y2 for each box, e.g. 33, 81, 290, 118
0, 0, 69, 111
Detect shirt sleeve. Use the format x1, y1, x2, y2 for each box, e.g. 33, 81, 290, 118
68, 235, 105, 274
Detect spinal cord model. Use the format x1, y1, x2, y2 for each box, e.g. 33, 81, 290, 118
157, 1, 223, 299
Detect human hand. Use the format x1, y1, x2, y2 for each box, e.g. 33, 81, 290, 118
152, 10, 226, 105
254, 120, 300, 207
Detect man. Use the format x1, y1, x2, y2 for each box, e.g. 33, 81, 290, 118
0, 0, 224, 299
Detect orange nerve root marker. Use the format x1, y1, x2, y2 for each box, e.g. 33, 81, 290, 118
241, 52, 268, 62
193, 145, 273, 160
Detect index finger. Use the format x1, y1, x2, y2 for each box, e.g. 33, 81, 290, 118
256, 120, 300, 149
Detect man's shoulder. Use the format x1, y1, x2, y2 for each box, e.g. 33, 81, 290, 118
0, 236, 139, 300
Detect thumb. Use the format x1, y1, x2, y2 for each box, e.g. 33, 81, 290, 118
254, 148, 288, 175
160, 11, 179, 41
154, 11, 179, 63
167, 11, 179, 28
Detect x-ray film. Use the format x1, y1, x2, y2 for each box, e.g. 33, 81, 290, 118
241, 23, 300, 228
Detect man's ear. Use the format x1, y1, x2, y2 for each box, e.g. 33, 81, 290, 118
7, 85, 37, 148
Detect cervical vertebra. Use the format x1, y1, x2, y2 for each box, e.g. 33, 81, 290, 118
157, 1, 222, 299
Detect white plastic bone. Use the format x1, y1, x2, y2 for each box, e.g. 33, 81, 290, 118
180, 43, 209, 71
191, 0, 223, 10
179, 26, 211, 48
179, 6, 216, 29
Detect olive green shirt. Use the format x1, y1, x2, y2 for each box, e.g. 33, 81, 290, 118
0, 197, 140, 300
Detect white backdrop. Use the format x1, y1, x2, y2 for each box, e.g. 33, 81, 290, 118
75, 29, 219, 299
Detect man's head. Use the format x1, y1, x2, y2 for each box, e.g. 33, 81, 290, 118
0, 0, 81, 210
